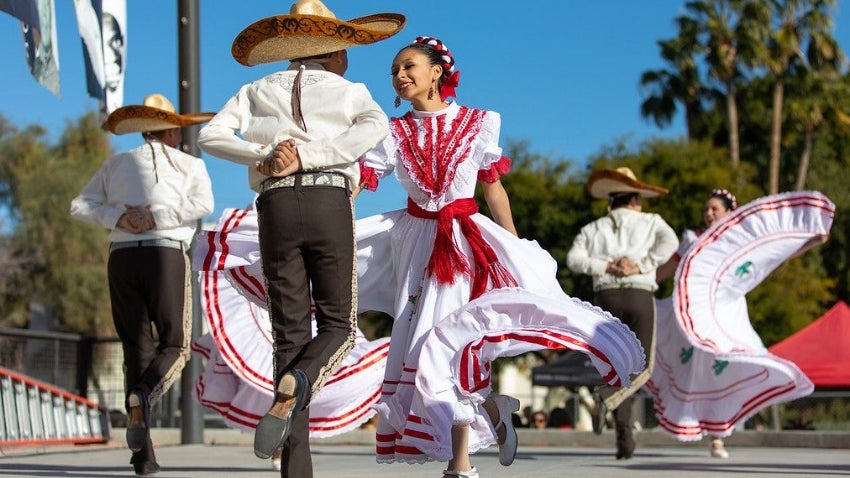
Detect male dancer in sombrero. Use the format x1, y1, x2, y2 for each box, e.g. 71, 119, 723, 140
70, 93, 215, 475
567, 167, 678, 460
197, 1, 405, 476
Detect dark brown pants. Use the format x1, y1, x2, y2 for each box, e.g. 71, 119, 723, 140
593, 288, 656, 454
107, 245, 191, 465
256, 182, 357, 478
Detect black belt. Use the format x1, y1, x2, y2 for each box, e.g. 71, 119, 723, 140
110, 238, 184, 252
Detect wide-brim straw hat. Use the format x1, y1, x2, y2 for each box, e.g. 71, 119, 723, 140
104, 94, 215, 135
587, 167, 669, 199
232, 0, 406, 66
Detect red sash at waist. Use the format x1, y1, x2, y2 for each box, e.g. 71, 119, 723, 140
407, 197, 517, 300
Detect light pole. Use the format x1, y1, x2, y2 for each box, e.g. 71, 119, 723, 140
177, 0, 203, 445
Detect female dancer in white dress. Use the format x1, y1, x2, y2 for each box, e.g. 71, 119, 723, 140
649, 190, 832, 458
356, 36, 645, 477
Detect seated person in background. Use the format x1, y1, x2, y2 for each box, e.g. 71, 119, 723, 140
531, 411, 549, 430
548, 406, 574, 430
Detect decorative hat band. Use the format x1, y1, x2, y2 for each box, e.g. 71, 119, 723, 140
104, 93, 215, 135
233, 13, 406, 65
230, 0, 405, 66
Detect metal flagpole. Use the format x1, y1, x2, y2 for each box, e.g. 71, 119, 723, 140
177, 0, 204, 445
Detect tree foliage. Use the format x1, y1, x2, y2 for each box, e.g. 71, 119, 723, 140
0, 113, 114, 334
628, 0, 848, 340
482, 141, 590, 294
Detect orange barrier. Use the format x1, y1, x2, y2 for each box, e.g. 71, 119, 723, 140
0, 366, 110, 446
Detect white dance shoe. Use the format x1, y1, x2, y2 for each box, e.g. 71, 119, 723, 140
489, 394, 520, 466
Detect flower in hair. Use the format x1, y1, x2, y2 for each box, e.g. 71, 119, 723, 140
711, 188, 738, 210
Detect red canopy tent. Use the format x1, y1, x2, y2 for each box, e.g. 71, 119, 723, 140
769, 301, 850, 388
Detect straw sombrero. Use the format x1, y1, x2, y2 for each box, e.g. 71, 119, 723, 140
587, 167, 669, 199
104, 94, 215, 135
232, 0, 406, 66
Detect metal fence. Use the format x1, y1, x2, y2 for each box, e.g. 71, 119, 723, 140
0, 326, 222, 430
1, 326, 848, 433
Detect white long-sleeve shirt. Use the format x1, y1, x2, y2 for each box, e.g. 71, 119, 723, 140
197, 63, 389, 192
567, 207, 678, 292
70, 140, 214, 247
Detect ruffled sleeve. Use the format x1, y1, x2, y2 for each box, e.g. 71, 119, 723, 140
477, 155, 512, 183
474, 110, 508, 183
359, 161, 379, 192
358, 134, 397, 192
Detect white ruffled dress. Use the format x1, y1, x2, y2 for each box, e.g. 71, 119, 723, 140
358, 102, 645, 463
647, 191, 834, 440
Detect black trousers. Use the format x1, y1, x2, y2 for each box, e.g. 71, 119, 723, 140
593, 288, 656, 452
256, 183, 357, 478
107, 246, 192, 465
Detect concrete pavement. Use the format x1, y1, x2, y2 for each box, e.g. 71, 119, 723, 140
0, 429, 848, 478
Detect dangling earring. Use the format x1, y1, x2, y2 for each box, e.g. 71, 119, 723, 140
394, 96, 401, 108
427, 86, 434, 100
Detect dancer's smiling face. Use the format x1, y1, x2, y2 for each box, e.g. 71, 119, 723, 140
704, 197, 731, 227
391, 48, 442, 104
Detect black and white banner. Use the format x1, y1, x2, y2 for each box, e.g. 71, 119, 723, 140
1, 0, 61, 97
73, 0, 126, 114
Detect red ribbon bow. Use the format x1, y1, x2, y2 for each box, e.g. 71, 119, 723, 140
440, 70, 461, 101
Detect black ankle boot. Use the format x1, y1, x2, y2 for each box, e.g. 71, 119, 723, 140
615, 427, 635, 460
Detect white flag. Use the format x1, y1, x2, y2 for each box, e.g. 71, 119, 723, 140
73, 0, 126, 114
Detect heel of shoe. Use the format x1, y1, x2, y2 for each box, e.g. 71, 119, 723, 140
277, 372, 297, 396
490, 394, 519, 466
491, 394, 520, 422
127, 392, 142, 408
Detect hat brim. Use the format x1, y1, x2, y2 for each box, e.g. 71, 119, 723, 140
587, 170, 668, 199
232, 13, 406, 66
105, 106, 215, 135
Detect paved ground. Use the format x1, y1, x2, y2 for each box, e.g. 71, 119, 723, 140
1, 443, 849, 478
1, 430, 848, 477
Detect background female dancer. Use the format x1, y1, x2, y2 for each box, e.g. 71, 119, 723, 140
649, 190, 832, 458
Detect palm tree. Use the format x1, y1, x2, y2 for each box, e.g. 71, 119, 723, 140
639, 16, 707, 139
685, 0, 771, 168
786, 64, 849, 190
758, 0, 839, 194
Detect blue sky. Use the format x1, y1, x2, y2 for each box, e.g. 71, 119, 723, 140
2, 1, 850, 220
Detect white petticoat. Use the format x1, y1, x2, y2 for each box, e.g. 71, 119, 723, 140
190, 208, 389, 437
647, 191, 834, 440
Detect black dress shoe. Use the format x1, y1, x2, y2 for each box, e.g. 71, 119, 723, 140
616, 449, 634, 460
616, 428, 635, 460
253, 369, 310, 459
126, 390, 150, 452
133, 460, 160, 475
